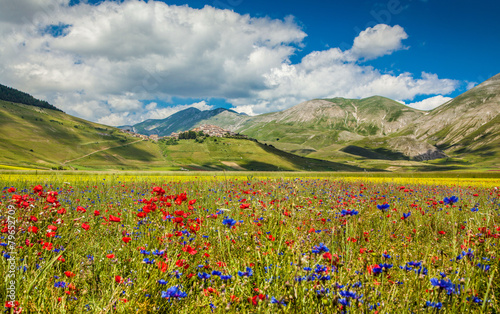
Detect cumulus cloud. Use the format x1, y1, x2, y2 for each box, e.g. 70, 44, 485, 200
0, 0, 459, 124
466, 81, 478, 90
405, 95, 453, 111
349, 24, 408, 60
0, 0, 69, 24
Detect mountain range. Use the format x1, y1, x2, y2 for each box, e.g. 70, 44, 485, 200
124, 73, 500, 170
1, 73, 498, 171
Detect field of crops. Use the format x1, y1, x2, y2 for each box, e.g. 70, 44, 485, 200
1, 173, 499, 313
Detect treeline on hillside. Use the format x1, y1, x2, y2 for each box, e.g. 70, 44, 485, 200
0, 83, 62, 112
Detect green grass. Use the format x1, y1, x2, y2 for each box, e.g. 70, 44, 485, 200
159, 137, 366, 172
0, 101, 148, 169
1, 174, 499, 312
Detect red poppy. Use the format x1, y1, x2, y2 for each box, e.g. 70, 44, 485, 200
94, 210, 100, 216
82, 223, 90, 231
5, 301, 19, 308
248, 294, 266, 306
106, 254, 115, 259
115, 275, 122, 283
64, 271, 75, 278
182, 245, 197, 255
122, 237, 131, 243
28, 226, 38, 233
109, 215, 121, 222
152, 186, 165, 196
157, 261, 168, 272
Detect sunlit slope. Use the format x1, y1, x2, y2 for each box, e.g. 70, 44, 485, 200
0, 100, 164, 169
157, 137, 366, 171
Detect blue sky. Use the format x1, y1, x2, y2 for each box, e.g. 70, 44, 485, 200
0, 0, 498, 125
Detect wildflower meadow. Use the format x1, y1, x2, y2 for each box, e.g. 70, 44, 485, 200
1, 174, 499, 313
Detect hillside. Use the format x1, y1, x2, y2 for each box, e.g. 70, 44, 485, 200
0, 99, 361, 171
411, 73, 500, 167
236, 96, 425, 148
157, 137, 365, 171
0, 100, 166, 170
0, 83, 62, 112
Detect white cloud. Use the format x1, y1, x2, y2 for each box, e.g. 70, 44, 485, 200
0, 1, 459, 125
466, 81, 478, 90
233, 63, 458, 115
405, 95, 453, 111
0, 0, 69, 24
349, 24, 408, 60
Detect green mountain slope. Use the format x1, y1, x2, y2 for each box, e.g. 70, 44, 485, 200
0, 99, 361, 171
157, 137, 365, 171
0, 100, 165, 170
236, 96, 425, 148
414, 73, 500, 155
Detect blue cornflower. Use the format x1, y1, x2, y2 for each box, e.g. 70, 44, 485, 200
211, 270, 222, 276
464, 249, 474, 260
312, 243, 329, 254
339, 290, 358, 299
430, 278, 460, 294
477, 263, 491, 271
444, 196, 459, 205
209, 303, 216, 312
377, 204, 390, 211
197, 272, 211, 280
425, 301, 442, 309
315, 264, 327, 274
472, 297, 483, 304
222, 217, 237, 228
403, 212, 411, 219
379, 263, 393, 270
238, 267, 253, 277
158, 279, 168, 285
54, 281, 67, 288
270, 296, 287, 306
339, 298, 350, 306
220, 275, 232, 281
161, 286, 187, 299
341, 209, 359, 216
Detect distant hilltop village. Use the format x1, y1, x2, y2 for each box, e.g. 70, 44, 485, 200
170, 124, 237, 139
121, 124, 243, 141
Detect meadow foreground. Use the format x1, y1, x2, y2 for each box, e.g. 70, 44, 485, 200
1, 174, 499, 313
